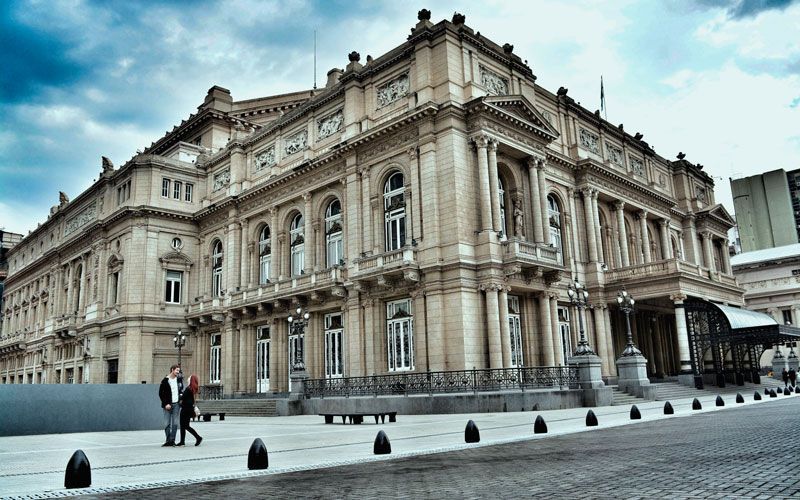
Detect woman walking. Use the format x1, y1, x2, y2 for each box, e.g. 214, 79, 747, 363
177, 374, 203, 447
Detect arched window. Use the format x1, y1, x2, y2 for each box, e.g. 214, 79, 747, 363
290, 213, 305, 276
547, 195, 563, 264
325, 199, 343, 267
258, 226, 271, 285
211, 240, 223, 297
498, 177, 507, 240
384, 172, 406, 251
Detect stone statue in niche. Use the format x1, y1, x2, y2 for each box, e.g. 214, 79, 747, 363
513, 199, 524, 238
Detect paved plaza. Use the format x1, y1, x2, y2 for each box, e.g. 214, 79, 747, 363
1, 391, 798, 499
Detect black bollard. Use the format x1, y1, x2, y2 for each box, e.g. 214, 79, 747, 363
664, 401, 674, 415
503, 402, 507, 412
692, 398, 702, 410
531, 403, 539, 412
585, 409, 598, 427
715, 395, 724, 407
764, 388, 770, 395
630, 405, 641, 420
753, 391, 762, 401
796, 386, 800, 394
203, 413, 211, 422
374, 430, 391, 455
784, 387, 791, 396
247, 438, 269, 470
770, 389, 777, 398
465, 420, 480, 443
534, 415, 548, 434
735, 393, 744, 404
64, 450, 91, 489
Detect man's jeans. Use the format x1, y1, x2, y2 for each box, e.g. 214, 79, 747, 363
163, 403, 180, 443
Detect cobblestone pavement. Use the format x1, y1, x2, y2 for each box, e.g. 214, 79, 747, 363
82, 398, 800, 499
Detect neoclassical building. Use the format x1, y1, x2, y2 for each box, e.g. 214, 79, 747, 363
1, 10, 744, 394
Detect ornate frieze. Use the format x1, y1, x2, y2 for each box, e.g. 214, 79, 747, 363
695, 184, 707, 203
284, 130, 308, 156
605, 143, 623, 166
317, 109, 344, 139
479, 65, 509, 96
377, 73, 410, 108
579, 128, 600, 154
630, 157, 644, 176
64, 202, 96, 236
255, 146, 275, 171
357, 127, 418, 163
212, 168, 231, 191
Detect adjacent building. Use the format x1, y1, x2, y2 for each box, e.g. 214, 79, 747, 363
1, 230, 23, 332
731, 168, 800, 252
1, 10, 744, 393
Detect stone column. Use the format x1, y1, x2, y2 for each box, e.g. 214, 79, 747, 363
592, 191, 603, 263
603, 307, 617, 376
303, 192, 314, 274
269, 207, 281, 282
701, 231, 714, 270
527, 158, 543, 243
498, 286, 512, 368
487, 140, 502, 233
615, 201, 630, 266
473, 136, 493, 232
539, 292, 555, 366
671, 294, 692, 376
593, 305, 610, 376
363, 298, 375, 376
685, 215, 700, 265
78, 256, 88, 313
66, 262, 74, 314
582, 189, 599, 262
550, 294, 562, 365
237, 324, 248, 394
483, 284, 502, 369
538, 162, 550, 245
359, 167, 372, 254
721, 238, 732, 274
639, 211, 651, 263
660, 219, 671, 260
227, 220, 241, 290
239, 219, 250, 288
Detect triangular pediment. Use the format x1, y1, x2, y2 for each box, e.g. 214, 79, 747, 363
160, 251, 194, 267
482, 95, 560, 140
698, 203, 736, 227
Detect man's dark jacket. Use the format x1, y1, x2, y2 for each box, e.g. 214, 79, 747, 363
159, 377, 175, 409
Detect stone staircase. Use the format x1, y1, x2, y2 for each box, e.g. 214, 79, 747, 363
195, 399, 279, 417
611, 378, 787, 406
610, 386, 644, 406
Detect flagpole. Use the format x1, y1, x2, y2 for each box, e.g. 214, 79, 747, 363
600, 75, 607, 121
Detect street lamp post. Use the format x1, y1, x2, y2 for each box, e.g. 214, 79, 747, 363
616, 289, 642, 357
288, 307, 310, 371
173, 329, 187, 367
567, 280, 595, 356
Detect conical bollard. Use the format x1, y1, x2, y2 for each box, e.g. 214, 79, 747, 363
735, 393, 744, 404
64, 450, 91, 489
374, 430, 391, 455
585, 409, 598, 427
692, 398, 702, 410
784, 387, 791, 396
663, 401, 674, 415
753, 391, 762, 401
764, 388, 770, 395
795, 386, 800, 394
247, 438, 269, 470
533, 415, 548, 434
630, 405, 641, 420
770, 389, 777, 398
715, 395, 725, 407
465, 420, 480, 443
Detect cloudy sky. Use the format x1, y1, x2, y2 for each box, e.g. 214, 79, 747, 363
1, 0, 799, 235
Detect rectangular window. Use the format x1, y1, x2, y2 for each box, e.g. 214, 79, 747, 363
165, 270, 183, 304
259, 255, 271, 285
66, 368, 74, 384
107, 359, 118, 384
557, 306, 571, 365
185, 183, 193, 202
256, 327, 270, 392
327, 233, 343, 267
508, 296, 523, 367
212, 267, 223, 297
210, 334, 221, 383
324, 313, 344, 378
109, 272, 119, 305
386, 299, 414, 371
161, 178, 170, 197
783, 309, 793, 325
173, 181, 182, 199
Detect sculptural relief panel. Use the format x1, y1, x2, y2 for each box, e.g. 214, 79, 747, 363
255, 145, 276, 171
317, 109, 343, 139
630, 157, 644, 177
605, 143, 623, 166
579, 128, 600, 154
479, 65, 509, 96
377, 73, 410, 108
64, 202, 97, 236
213, 168, 231, 191
284, 130, 308, 156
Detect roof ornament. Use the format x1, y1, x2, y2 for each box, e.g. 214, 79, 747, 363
101, 156, 114, 173
503, 43, 514, 54
557, 87, 568, 96
452, 12, 465, 25
418, 9, 431, 21
677, 152, 686, 160
59, 191, 69, 205
634, 132, 644, 140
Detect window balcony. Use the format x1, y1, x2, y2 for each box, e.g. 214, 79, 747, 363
502, 238, 564, 278
352, 247, 419, 286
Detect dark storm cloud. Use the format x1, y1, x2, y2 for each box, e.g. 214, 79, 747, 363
692, 0, 799, 18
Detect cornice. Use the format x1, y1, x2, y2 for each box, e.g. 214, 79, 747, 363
579, 158, 676, 209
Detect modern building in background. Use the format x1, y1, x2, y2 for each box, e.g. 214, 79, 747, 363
731, 168, 800, 253
1, 11, 744, 393
0, 230, 23, 332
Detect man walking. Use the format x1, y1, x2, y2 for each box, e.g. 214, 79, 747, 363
159, 364, 181, 447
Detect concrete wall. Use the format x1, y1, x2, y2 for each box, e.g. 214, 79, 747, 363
0, 384, 163, 436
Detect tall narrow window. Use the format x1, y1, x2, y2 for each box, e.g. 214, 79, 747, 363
164, 270, 182, 304
161, 178, 170, 198
209, 334, 221, 383
256, 326, 270, 392
557, 306, 571, 365
173, 181, 182, 199
384, 172, 406, 251
547, 195, 563, 264
325, 200, 343, 267
386, 299, 414, 371
185, 183, 193, 202
324, 313, 344, 378
508, 296, 523, 367
211, 240, 223, 297
498, 177, 507, 240
259, 226, 271, 284
290, 213, 305, 276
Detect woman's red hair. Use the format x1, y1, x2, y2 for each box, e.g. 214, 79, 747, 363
188, 374, 199, 394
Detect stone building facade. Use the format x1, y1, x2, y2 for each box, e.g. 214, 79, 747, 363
1, 10, 743, 393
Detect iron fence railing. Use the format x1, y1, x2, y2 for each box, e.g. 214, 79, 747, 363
303, 366, 579, 398
200, 384, 223, 400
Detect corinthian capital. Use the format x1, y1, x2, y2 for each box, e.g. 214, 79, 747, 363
472, 134, 489, 149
